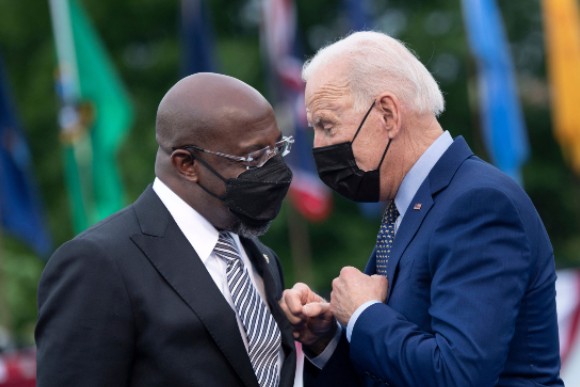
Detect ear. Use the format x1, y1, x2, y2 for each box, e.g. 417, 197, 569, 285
376, 93, 402, 139
171, 150, 199, 182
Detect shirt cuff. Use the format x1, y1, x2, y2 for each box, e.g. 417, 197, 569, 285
305, 323, 343, 370
346, 300, 381, 342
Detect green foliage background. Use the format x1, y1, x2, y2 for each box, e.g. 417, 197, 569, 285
0, 0, 579, 343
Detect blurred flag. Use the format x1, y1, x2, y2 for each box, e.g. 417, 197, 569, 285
461, 0, 529, 183
343, 0, 373, 31
261, 0, 332, 222
556, 269, 580, 385
542, 0, 580, 175
180, 0, 218, 75
49, 0, 134, 233
0, 55, 52, 256
0, 347, 36, 387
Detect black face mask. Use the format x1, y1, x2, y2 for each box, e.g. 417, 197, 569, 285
194, 155, 293, 227
312, 101, 391, 202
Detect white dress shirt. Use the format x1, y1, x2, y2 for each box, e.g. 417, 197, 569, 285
152, 178, 284, 372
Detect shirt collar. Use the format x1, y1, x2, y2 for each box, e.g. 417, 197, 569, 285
152, 177, 219, 264
395, 131, 453, 219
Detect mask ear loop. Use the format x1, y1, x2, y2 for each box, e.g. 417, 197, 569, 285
351, 100, 376, 142
375, 138, 392, 171
179, 150, 229, 200
186, 152, 227, 183
350, 100, 390, 171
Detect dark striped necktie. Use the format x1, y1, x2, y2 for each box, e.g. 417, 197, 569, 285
214, 232, 281, 387
375, 201, 399, 278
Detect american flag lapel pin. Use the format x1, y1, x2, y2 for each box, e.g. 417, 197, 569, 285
413, 203, 422, 210
263, 254, 270, 264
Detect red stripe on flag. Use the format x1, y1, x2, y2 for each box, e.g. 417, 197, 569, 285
289, 172, 332, 222
561, 270, 580, 365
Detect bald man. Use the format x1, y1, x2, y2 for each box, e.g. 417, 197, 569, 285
36, 73, 297, 387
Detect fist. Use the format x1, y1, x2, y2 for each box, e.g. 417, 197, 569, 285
279, 283, 336, 354
331, 266, 388, 326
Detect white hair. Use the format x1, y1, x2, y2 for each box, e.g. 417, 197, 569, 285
302, 31, 445, 116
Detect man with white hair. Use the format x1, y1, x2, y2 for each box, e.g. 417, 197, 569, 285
280, 31, 563, 386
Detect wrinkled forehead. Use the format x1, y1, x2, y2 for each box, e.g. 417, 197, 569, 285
305, 67, 352, 113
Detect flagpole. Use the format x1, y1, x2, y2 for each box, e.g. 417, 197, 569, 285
287, 206, 314, 286
49, 0, 79, 100
0, 212, 12, 331
48, 0, 93, 232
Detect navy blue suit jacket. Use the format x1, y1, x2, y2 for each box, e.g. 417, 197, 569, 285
308, 137, 563, 386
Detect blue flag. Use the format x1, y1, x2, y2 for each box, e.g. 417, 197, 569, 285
343, 0, 373, 31
0, 55, 52, 256
180, 0, 218, 75
461, 0, 529, 183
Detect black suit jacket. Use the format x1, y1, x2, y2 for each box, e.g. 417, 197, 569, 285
35, 186, 296, 387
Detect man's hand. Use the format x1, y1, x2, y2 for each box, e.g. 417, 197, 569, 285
279, 283, 336, 356
331, 266, 388, 326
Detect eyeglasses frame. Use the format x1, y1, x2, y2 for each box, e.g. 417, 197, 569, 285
172, 135, 294, 169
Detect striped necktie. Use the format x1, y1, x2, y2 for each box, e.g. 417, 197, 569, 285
375, 201, 399, 277
214, 232, 281, 387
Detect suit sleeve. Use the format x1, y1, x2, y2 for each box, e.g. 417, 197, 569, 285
35, 238, 135, 387
350, 188, 531, 386
304, 334, 363, 387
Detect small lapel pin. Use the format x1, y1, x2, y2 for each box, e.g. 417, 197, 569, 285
413, 203, 422, 210
263, 254, 270, 264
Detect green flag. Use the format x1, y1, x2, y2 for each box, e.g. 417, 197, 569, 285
50, 0, 133, 232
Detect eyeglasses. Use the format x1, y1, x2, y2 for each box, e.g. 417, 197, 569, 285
173, 135, 294, 169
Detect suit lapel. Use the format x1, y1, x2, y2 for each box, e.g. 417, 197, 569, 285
386, 189, 433, 301
130, 187, 259, 387
386, 137, 474, 302
241, 238, 297, 387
